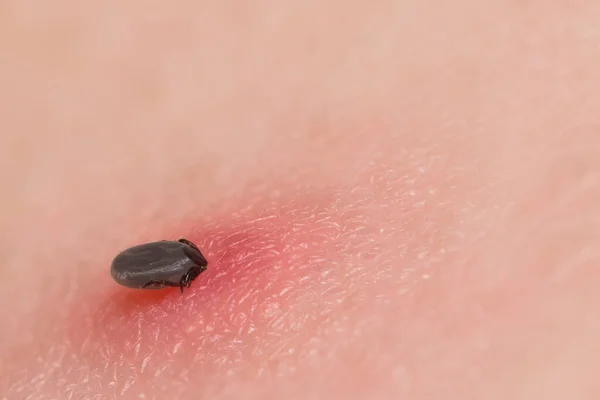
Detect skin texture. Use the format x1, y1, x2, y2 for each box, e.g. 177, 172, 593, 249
2, 1, 600, 399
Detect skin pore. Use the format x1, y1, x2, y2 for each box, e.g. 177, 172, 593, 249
2, 1, 600, 399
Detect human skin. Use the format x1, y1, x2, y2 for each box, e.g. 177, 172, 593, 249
2, 1, 600, 399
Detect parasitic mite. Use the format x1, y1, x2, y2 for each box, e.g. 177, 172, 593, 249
111, 238, 208, 294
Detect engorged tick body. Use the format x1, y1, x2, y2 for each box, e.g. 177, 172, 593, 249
111, 238, 208, 294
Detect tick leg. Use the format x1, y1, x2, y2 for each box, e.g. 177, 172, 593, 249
179, 274, 192, 294
178, 268, 203, 294
142, 280, 180, 289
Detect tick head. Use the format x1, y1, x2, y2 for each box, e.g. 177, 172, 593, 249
182, 244, 208, 268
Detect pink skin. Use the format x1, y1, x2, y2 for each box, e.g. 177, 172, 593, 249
3, 2, 600, 399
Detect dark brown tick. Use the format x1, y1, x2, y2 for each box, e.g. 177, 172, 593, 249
110, 238, 208, 294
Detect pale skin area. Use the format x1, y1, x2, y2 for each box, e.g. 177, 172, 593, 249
2, 1, 600, 399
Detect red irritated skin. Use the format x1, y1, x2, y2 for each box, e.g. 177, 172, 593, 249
3, 148, 478, 399
63, 174, 471, 400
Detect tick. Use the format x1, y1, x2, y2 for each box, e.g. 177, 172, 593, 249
111, 238, 208, 294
